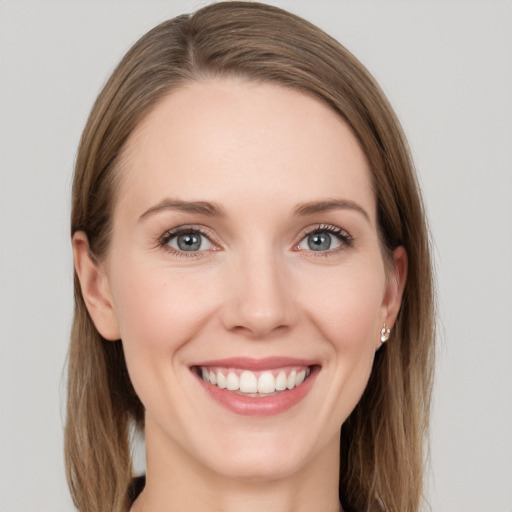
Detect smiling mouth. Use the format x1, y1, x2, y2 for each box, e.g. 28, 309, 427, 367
193, 366, 313, 397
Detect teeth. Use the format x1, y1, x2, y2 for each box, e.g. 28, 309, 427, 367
239, 371, 258, 393
216, 371, 227, 389
226, 371, 239, 391
275, 371, 287, 391
199, 366, 311, 394
257, 372, 275, 393
286, 370, 297, 390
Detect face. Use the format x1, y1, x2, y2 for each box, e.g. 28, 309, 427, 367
75, 78, 406, 482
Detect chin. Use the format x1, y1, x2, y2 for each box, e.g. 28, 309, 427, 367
208, 448, 308, 482
192, 426, 323, 483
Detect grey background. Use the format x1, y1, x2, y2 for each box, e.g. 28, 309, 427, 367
1, 1, 511, 511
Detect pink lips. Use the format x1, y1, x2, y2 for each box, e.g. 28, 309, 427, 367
191, 357, 319, 417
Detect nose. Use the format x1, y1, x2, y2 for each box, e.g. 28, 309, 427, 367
220, 249, 296, 339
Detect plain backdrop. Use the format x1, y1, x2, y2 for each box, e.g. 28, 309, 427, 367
0, 1, 511, 511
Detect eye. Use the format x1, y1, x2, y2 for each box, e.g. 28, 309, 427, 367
296, 225, 352, 252
162, 229, 213, 253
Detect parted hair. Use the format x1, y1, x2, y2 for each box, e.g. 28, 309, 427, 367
66, 2, 435, 512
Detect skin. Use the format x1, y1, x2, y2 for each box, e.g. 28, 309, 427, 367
73, 78, 407, 512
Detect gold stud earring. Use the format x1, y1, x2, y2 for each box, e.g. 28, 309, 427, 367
380, 324, 391, 343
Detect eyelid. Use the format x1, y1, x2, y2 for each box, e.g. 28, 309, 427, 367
158, 224, 221, 256
155, 223, 353, 257
293, 223, 354, 252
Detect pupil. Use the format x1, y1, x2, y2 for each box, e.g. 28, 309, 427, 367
308, 232, 331, 251
177, 233, 201, 251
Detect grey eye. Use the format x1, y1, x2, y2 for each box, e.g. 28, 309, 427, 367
298, 231, 343, 252
308, 233, 331, 251
168, 232, 213, 252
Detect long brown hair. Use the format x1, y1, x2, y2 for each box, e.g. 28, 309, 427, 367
66, 2, 435, 511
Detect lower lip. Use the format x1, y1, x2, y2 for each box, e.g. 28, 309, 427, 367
193, 367, 318, 417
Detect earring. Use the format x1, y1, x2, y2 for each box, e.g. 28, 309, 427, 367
380, 324, 391, 343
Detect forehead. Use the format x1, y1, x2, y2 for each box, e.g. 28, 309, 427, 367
116, 77, 375, 222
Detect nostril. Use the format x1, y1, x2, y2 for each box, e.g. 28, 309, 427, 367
230, 322, 290, 339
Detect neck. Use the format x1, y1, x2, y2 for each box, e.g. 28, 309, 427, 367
131, 417, 342, 512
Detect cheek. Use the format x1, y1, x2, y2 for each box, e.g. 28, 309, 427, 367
111, 264, 221, 354
299, 260, 386, 350
108, 262, 224, 418
280, 258, 386, 431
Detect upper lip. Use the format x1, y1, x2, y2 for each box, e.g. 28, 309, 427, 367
191, 357, 318, 371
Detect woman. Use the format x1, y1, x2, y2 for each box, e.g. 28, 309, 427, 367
66, 2, 435, 511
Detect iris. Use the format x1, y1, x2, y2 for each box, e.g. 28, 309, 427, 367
307, 232, 332, 251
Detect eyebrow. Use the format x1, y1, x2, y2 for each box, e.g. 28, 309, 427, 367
138, 198, 225, 222
292, 199, 370, 222
138, 197, 370, 223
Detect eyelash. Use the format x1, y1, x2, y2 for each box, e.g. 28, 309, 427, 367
158, 226, 216, 258
157, 224, 354, 258
295, 224, 354, 255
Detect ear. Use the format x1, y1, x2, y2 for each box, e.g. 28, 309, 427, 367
72, 231, 121, 341
381, 245, 408, 332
